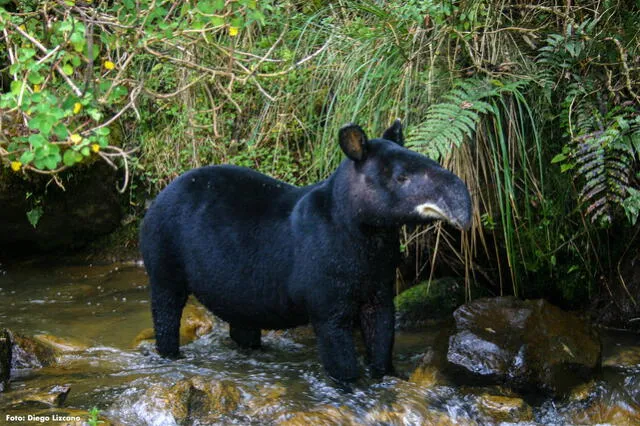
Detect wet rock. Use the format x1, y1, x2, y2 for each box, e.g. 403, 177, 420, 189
365, 406, 457, 426
277, 405, 357, 426
568, 380, 598, 402
395, 278, 465, 327
603, 346, 640, 369
409, 365, 443, 388
12, 333, 58, 369
145, 377, 242, 424
1, 329, 12, 392
409, 348, 448, 388
133, 298, 215, 348
476, 394, 533, 423
33, 335, 89, 352
246, 384, 287, 419
571, 398, 640, 425
9, 385, 71, 408
446, 297, 601, 395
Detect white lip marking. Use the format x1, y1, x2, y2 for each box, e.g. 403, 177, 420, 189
415, 202, 448, 220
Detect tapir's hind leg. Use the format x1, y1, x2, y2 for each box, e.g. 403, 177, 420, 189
230, 325, 261, 349
151, 280, 188, 358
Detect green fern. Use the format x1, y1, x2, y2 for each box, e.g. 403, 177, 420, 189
561, 111, 640, 224
406, 78, 528, 158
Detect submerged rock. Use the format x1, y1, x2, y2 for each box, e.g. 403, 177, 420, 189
133, 298, 215, 348
603, 346, 640, 369
1, 329, 12, 392
8, 385, 71, 408
446, 297, 601, 395
32, 335, 89, 352
476, 394, 533, 423
277, 405, 357, 426
144, 377, 242, 424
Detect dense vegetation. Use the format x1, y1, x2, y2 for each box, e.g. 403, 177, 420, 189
1, 1, 639, 308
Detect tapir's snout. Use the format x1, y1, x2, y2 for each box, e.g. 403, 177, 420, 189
413, 168, 472, 231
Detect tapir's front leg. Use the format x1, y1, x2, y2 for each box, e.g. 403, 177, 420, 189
360, 284, 395, 378
312, 316, 359, 390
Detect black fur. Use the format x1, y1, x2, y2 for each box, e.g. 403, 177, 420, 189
140, 121, 471, 387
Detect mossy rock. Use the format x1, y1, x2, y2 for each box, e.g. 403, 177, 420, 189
394, 277, 465, 326
12, 333, 59, 369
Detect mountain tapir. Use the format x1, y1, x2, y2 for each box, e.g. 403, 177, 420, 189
140, 120, 472, 387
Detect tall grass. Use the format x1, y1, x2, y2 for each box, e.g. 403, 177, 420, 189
130, 0, 639, 305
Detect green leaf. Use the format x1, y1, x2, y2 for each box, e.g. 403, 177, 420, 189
63, 149, 78, 166
551, 153, 567, 163
26, 206, 43, 228
94, 127, 111, 136
81, 146, 91, 156
28, 72, 44, 84
28, 133, 47, 148
19, 151, 35, 164
18, 48, 36, 61
10, 80, 23, 96
43, 155, 59, 170
70, 32, 85, 52
54, 124, 68, 140
62, 63, 74, 75
210, 16, 225, 27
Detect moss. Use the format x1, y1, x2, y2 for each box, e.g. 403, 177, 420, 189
394, 277, 465, 324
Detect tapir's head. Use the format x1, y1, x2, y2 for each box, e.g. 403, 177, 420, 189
338, 120, 472, 230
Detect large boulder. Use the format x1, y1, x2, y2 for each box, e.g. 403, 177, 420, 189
446, 297, 601, 395
0, 163, 122, 256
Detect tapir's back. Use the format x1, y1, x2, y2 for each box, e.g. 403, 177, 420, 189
140, 165, 310, 328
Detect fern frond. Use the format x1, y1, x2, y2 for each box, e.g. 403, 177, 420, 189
407, 78, 526, 158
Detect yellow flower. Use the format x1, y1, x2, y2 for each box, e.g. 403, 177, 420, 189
33, 84, 41, 93
11, 161, 22, 172
73, 102, 82, 114
91, 144, 100, 153
104, 60, 115, 70
70, 134, 82, 144
228, 26, 239, 37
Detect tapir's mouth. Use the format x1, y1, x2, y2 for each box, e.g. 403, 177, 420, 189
414, 202, 470, 230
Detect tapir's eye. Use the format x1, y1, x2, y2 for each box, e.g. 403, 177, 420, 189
395, 174, 409, 183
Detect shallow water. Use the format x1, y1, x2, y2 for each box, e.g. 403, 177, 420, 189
0, 261, 639, 425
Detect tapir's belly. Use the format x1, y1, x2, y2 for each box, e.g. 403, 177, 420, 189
180, 220, 309, 330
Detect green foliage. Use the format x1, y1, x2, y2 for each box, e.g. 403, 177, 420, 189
394, 277, 466, 322
536, 16, 640, 225
406, 78, 529, 158
2, 0, 639, 308
87, 407, 104, 426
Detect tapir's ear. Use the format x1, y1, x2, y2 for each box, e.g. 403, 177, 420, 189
339, 123, 368, 162
382, 119, 404, 146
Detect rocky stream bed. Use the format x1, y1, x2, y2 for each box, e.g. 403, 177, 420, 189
0, 261, 639, 425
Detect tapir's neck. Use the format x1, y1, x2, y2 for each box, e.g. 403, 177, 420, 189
325, 161, 398, 243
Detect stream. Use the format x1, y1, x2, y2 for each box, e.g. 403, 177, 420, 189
0, 261, 639, 425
